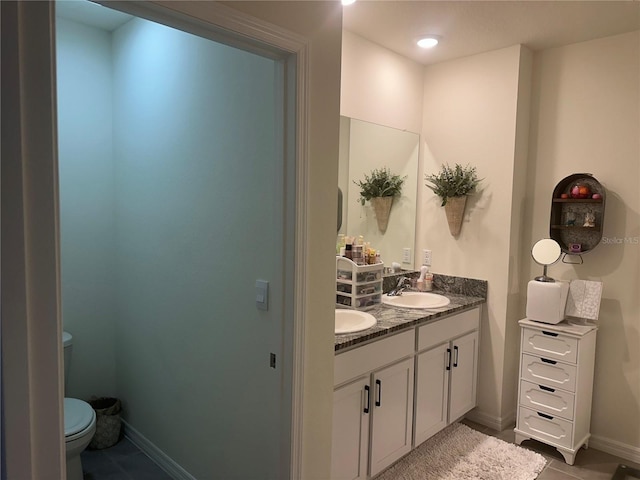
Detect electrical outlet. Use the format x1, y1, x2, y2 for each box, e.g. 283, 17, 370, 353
422, 249, 432, 266
402, 247, 411, 264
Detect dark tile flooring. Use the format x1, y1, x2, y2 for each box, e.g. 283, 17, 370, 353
83, 423, 640, 480
81, 438, 172, 480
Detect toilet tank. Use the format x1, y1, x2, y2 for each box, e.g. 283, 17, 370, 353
63, 331, 72, 391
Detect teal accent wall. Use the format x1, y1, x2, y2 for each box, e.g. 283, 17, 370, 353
56, 17, 117, 398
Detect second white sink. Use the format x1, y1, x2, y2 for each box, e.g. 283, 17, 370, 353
382, 292, 451, 309
335, 309, 377, 334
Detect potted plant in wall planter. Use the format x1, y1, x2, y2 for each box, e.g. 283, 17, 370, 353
425, 163, 481, 236
354, 167, 406, 232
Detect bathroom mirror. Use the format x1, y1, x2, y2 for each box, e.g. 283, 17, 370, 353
338, 116, 419, 267
531, 238, 562, 282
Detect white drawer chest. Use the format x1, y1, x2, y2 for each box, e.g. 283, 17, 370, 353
514, 318, 597, 465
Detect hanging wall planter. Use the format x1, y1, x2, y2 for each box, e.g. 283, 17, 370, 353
443, 196, 467, 236
370, 196, 394, 232
354, 167, 406, 233
425, 163, 481, 237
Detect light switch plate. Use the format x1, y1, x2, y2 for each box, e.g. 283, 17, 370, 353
422, 249, 432, 266
402, 247, 411, 264
255, 280, 269, 311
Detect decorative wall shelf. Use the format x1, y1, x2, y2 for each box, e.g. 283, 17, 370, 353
549, 173, 605, 261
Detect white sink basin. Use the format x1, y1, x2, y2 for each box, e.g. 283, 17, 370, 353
382, 292, 451, 309
335, 309, 377, 334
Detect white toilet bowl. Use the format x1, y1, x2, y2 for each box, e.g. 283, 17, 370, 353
63, 332, 96, 480
65, 397, 96, 480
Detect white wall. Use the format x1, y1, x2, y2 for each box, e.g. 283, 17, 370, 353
341, 30, 424, 133
524, 31, 640, 456
418, 45, 531, 429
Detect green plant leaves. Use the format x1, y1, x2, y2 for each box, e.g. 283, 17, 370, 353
354, 167, 406, 204
425, 163, 480, 206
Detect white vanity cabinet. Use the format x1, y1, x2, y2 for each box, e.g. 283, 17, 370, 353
332, 306, 483, 480
332, 330, 415, 480
414, 308, 480, 446
514, 318, 597, 465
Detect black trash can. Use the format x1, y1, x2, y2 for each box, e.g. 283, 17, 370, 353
88, 397, 122, 449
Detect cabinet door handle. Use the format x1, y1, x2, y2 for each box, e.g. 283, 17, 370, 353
539, 385, 556, 392
364, 385, 370, 414
446, 348, 452, 371
375, 379, 382, 407
537, 412, 554, 420
540, 357, 557, 365
542, 331, 559, 337
453, 345, 459, 367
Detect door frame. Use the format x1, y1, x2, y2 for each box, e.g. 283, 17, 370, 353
1, 1, 310, 478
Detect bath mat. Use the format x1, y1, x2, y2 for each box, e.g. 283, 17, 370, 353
376, 422, 547, 480
612, 464, 640, 479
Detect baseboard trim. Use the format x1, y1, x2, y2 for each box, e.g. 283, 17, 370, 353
590, 434, 640, 465
465, 408, 516, 432
123, 420, 195, 480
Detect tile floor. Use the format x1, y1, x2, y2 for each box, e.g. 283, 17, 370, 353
81, 438, 172, 480
83, 423, 640, 479
463, 419, 640, 480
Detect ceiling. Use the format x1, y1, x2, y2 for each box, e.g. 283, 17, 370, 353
56, 0, 133, 31
342, 1, 640, 66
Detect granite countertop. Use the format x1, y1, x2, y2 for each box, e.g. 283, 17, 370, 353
335, 273, 488, 353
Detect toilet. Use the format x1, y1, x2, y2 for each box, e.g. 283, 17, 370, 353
63, 332, 96, 480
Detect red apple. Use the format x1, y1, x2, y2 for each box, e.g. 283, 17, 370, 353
571, 184, 590, 199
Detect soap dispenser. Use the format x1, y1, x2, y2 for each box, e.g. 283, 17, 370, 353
417, 265, 433, 291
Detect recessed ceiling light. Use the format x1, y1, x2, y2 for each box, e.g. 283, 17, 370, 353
342, 0, 356, 5
417, 36, 440, 49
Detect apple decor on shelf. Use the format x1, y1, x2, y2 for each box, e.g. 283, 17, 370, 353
353, 167, 406, 232
425, 163, 481, 236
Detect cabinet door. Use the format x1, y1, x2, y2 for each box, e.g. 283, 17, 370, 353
449, 330, 479, 422
331, 376, 370, 480
369, 357, 414, 477
414, 343, 449, 447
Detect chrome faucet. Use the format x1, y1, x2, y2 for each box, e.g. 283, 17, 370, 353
387, 276, 411, 296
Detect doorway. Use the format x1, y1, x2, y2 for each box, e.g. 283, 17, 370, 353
55, 1, 299, 478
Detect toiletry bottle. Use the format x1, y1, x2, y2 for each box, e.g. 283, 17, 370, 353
424, 268, 433, 291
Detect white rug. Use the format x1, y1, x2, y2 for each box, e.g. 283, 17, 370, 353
376, 423, 547, 480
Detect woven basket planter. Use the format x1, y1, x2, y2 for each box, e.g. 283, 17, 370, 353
88, 397, 122, 450
370, 196, 394, 232
444, 196, 467, 236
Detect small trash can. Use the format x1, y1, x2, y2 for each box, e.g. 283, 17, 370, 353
88, 397, 122, 450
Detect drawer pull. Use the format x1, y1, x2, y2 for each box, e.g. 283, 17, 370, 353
539, 385, 556, 392
542, 331, 559, 337
364, 385, 370, 414
446, 348, 452, 371
537, 412, 554, 420
540, 358, 557, 365
375, 379, 382, 407
453, 345, 459, 368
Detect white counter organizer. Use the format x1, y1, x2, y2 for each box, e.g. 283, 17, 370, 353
336, 256, 383, 309
514, 318, 597, 465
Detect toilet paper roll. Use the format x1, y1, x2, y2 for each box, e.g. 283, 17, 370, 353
526, 280, 569, 324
